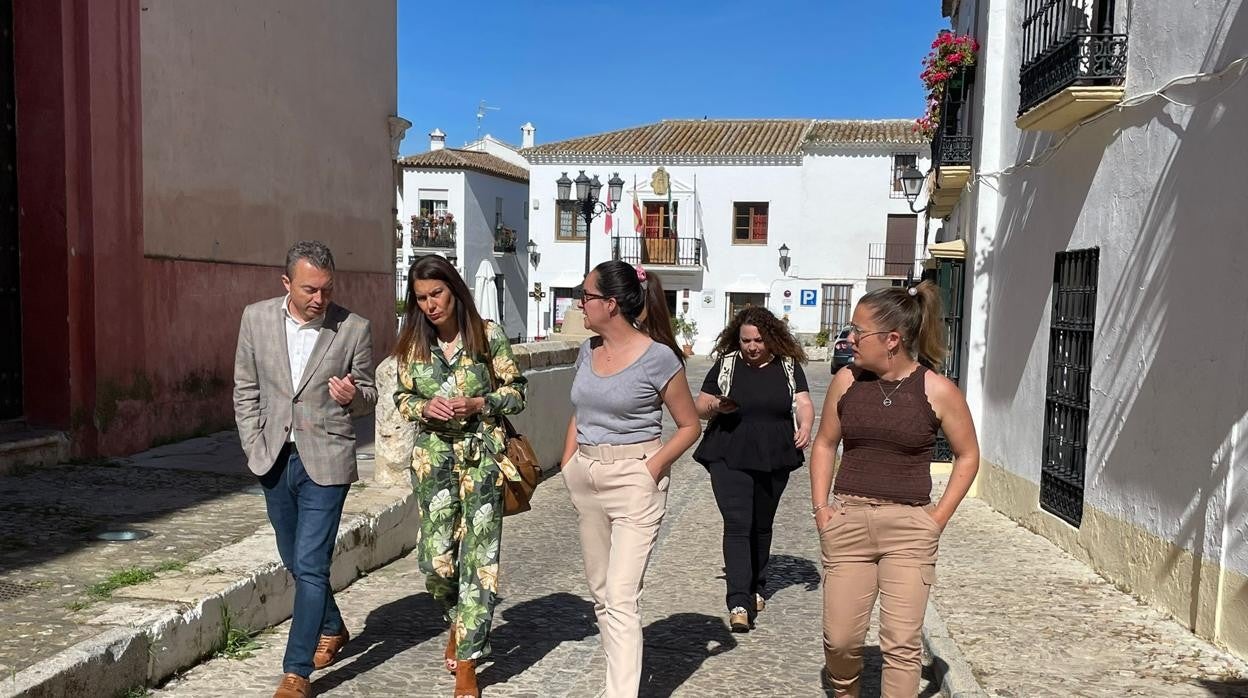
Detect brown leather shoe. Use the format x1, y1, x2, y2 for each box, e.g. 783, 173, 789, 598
272, 673, 310, 698
312, 628, 350, 670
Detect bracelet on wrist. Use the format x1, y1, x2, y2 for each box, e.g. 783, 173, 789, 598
811, 503, 830, 517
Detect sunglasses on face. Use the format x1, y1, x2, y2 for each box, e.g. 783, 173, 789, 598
572, 286, 609, 303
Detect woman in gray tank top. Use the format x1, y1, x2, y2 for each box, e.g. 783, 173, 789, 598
560, 260, 701, 698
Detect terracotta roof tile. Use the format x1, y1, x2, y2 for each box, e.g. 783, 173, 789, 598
805, 119, 928, 145
397, 149, 528, 183
524, 118, 924, 157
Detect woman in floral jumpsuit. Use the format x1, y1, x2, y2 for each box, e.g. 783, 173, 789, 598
394, 255, 526, 698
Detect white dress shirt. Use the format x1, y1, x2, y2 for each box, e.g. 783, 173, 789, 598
284, 296, 324, 441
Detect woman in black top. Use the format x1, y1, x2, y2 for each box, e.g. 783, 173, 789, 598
694, 307, 815, 632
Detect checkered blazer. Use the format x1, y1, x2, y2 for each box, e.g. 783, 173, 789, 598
233, 297, 377, 485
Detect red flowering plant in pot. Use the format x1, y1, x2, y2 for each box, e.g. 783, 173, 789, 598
915, 30, 980, 138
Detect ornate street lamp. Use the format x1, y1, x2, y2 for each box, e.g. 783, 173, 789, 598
779, 243, 791, 276
900, 165, 931, 214
557, 170, 625, 276
526, 238, 540, 268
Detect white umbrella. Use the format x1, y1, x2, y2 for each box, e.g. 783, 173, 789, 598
473, 259, 500, 324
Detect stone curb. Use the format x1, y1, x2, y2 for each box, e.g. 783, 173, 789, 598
922, 598, 989, 697
3, 485, 418, 698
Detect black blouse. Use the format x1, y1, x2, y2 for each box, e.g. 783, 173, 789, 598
692, 357, 809, 473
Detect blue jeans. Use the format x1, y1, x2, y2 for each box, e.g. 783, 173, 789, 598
260, 444, 349, 677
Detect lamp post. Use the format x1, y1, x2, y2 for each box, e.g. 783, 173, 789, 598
526, 238, 540, 268
900, 165, 931, 214
557, 170, 625, 276
778, 243, 791, 276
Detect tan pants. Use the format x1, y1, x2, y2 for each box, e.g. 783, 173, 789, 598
563, 440, 668, 698
819, 495, 940, 698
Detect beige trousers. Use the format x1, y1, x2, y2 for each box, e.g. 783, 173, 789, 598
819, 495, 940, 697
563, 439, 668, 698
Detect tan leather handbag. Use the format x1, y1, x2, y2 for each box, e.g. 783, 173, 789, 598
483, 328, 541, 516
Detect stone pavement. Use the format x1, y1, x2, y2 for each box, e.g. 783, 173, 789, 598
11, 353, 1248, 697
0, 419, 381, 692
0, 432, 268, 677
928, 474, 1248, 697
153, 357, 940, 697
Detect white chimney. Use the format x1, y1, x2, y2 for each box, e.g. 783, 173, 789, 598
429, 128, 446, 151
521, 122, 535, 149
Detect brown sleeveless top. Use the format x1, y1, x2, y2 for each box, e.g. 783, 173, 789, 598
834, 365, 939, 505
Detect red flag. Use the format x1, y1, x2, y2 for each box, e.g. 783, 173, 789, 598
605, 184, 613, 235
633, 177, 644, 235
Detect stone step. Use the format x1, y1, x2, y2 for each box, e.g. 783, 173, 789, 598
0, 427, 70, 475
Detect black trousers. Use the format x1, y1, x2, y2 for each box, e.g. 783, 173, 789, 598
707, 460, 792, 614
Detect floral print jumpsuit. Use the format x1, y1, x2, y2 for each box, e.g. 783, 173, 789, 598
395, 321, 527, 660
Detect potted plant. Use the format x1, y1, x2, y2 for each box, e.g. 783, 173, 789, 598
672, 314, 698, 356
914, 30, 979, 138
807, 328, 830, 361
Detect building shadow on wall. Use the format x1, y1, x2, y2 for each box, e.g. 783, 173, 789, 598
1089, 1, 1248, 640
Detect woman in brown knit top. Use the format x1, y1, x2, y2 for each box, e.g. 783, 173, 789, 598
809, 281, 979, 697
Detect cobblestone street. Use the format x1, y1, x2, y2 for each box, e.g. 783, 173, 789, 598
153, 357, 930, 697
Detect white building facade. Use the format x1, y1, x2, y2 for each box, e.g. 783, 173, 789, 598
521, 119, 930, 353
396, 128, 531, 340
936, 0, 1248, 658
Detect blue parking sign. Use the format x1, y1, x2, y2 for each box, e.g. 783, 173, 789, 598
799, 289, 818, 307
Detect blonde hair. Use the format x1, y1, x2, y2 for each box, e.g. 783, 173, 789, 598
858, 280, 947, 370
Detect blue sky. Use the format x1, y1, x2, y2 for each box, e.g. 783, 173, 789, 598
397, 0, 948, 156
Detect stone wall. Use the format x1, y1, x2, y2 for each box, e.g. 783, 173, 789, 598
374, 340, 582, 486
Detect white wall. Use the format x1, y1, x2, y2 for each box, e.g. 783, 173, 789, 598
395, 168, 531, 339
462, 171, 530, 339
396, 167, 466, 288
526, 150, 927, 350
957, 0, 1248, 577
463, 134, 531, 169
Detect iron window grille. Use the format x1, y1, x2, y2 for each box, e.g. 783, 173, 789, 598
1040, 248, 1099, 527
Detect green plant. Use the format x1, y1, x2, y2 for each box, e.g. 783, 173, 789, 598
396, 299, 407, 316
88, 567, 157, 600
814, 329, 830, 348
915, 30, 979, 137
117, 687, 150, 698
216, 607, 262, 660
672, 314, 698, 345
85, 560, 183, 601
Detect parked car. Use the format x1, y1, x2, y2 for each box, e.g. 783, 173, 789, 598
831, 327, 854, 373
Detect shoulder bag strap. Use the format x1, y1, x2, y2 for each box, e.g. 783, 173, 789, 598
717, 352, 737, 396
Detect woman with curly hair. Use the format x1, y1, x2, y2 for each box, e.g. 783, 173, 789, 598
692, 306, 815, 632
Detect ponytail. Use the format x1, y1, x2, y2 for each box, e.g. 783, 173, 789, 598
912, 280, 947, 370
590, 259, 685, 363
859, 280, 947, 370
639, 271, 685, 364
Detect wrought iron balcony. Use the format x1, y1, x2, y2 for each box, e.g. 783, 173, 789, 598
1019, 32, 1128, 115
611, 236, 701, 267
933, 133, 973, 168
494, 226, 517, 253
867, 243, 929, 278
409, 219, 456, 249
